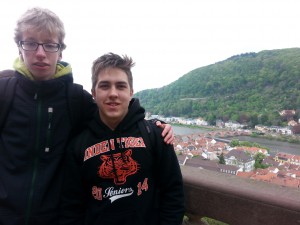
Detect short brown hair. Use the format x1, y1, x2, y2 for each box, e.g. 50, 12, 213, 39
91, 52, 135, 91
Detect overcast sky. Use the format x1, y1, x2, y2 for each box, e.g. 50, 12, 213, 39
1, 0, 300, 92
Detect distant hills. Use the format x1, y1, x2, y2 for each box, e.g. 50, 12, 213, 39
134, 48, 300, 127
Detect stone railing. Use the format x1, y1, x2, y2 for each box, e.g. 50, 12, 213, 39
181, 166, 300, 225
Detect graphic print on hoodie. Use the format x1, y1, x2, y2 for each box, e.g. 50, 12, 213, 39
99, 149, 138, 186
83, 134, 154, 205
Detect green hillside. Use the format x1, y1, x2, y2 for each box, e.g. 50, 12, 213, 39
134, 48, 300, 126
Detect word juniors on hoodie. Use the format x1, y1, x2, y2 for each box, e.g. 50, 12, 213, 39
60, 53, 185, 225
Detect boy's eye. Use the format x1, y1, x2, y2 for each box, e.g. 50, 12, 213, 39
99, 84, 109, 89
27, 42, 36, 47
118, 85, 127, 89
44, 43, 56, 49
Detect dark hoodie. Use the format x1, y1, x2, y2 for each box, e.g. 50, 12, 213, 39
0, 60, 96, 225
60, 98, 185, 225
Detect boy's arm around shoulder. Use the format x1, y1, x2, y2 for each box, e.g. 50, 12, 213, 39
152, 126, 185, 225
59, 136, 87, 225
150, 119, 174, 144
82, 90, 97, 123
68, 83, 96, 138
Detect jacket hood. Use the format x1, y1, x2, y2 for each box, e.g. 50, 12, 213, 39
13, 57, 73, 81
88, 98, 145, 136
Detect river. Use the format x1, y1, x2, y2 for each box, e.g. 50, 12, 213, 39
173, 125, 300, 156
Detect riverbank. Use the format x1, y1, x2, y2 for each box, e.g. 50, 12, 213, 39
173, 124, 300, 156
171, 123, 217, 131
251, 133, 300, 144
172, 123, 300, 144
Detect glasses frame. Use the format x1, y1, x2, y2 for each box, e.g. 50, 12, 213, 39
18, 41, 61, 53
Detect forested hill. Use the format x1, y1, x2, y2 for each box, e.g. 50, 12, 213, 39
134, 48, 300, 126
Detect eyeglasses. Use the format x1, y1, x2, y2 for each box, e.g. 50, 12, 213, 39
18, 41, 61, 53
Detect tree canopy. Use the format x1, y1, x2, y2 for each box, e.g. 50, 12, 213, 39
134, 48, 300, 126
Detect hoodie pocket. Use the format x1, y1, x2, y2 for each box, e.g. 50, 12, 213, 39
90, 209, 146, 225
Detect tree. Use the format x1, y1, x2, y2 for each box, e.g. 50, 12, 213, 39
218, 153, 226, 164
230, 139, 240, 147
254, 152, 268, 169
